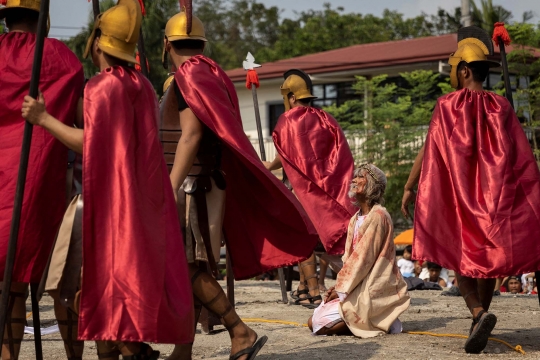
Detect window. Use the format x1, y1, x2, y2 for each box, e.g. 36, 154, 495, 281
312, 82, 355, 108
268, 102, 285, 133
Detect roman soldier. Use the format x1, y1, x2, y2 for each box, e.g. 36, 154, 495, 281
264, 70, 356, 309
401, 26, 540, 353
159, 2, 319, 358
22, 0, 194, 358
0, 1, 84, 358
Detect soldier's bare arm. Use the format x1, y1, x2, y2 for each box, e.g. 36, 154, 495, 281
263, 154, 282, 171
169, 108, 204, 194
401, 144, 425, 218
21, 94, 83, 154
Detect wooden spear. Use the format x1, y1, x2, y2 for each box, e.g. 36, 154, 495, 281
0, 1, 51, 358
243, 52, 288, 304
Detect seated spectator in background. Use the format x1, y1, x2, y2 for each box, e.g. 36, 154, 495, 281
398, 245, 415, 278
501, 276, 524, 294
308, 164, 410, 337
424, 262, 447, 288
420, 264, 449, 287
414, 260, 423, 277
523, 273, 537, 294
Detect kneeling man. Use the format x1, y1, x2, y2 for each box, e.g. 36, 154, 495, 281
309, 164, 410, 337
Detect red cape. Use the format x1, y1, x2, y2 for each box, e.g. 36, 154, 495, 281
413, 89, 540, 278
273, 107, 356, 255
176, 55, 318, 280
79, 67, 194, 343
0, 33, 84, 283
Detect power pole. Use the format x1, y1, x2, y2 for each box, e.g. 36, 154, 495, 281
461, 0, 472, 27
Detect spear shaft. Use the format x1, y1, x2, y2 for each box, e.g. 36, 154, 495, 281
496, 37, 514, 108
0, 1, 51, 358
246, 72, 288, 304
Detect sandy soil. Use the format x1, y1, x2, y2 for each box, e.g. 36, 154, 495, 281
19, 280, 540, 359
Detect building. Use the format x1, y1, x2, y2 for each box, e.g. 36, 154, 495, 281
225, 33, 538, 159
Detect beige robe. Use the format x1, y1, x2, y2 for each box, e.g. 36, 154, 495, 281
335, 205, 410, 338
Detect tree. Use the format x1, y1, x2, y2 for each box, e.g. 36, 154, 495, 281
256, 4, 437, 63
506, 22, 540, 166
325, 71, 450, 225
195, 0, 280, 70
470, 0, 513, 35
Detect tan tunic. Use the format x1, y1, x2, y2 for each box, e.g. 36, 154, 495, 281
335, 205, 410, 338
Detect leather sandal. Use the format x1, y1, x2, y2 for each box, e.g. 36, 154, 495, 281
464, 310, 497, 354
121, 343, 160, 360
229, 335, 268, 360
289, 281, 308, 301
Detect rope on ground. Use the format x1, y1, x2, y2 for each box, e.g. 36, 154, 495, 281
241, 318, 525, 355
242, 318, 308, 327
405, 331, 525, 355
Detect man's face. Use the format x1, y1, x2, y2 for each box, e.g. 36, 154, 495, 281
428, 268, 441, 281
403, 250, 412, 260
351, 173, 367, 197
508, 279, 521, 294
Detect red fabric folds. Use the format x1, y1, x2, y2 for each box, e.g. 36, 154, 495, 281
413, 89, 540, 278
79, 66, 194, 343
175, 55, 318, 280
273, 107, 356, 255
0, 33, 84, 283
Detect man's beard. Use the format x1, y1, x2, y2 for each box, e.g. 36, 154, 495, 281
348, 183, 357, 199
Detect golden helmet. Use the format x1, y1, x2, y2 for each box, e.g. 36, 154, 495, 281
162, 74, 175, 94
0, 0, 40, 19
280, 69, 317, 111
448, 26, 500, 89
83, 0, 142, 64
162, 9, 207, 68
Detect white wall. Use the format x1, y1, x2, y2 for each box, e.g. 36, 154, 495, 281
235, 79, 284, 140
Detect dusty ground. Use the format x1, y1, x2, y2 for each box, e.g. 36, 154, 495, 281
20, 280, 540, 359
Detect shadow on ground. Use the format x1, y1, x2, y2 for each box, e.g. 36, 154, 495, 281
403, 316, 458, 332
255, 342, 382, 359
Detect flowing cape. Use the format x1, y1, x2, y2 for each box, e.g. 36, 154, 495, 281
413, 89, 540, 278
335, 206, 409, 338
79, 67, 194, 343
175, 55, 318, 280
0, 33, 84, 282
273, 107, 356, 254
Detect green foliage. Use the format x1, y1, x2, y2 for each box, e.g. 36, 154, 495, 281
195, 0, 280, 71
506, 22, 540, 165
470, 0, 513, 35
325, 71, 449, 224
256, 5, 446, 63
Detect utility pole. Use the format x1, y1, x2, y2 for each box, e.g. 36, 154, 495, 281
461, 0, 472, 27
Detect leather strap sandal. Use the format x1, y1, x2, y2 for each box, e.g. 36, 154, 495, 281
464, 310, 497, 354
289, 281, 308, 301
121, 343, 160, 360
229, 335, 268, 360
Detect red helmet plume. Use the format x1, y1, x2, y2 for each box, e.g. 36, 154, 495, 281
179, 0, 192, 34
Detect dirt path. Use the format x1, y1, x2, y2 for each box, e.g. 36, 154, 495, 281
20, 280, 540, 359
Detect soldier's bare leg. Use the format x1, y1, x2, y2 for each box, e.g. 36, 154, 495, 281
48, 289, 84, 360
456, 274, 497, 353
1, 282, 27, 360
318, 256, 329, 292
167, 264, 260, 360
297, 254, 321, 307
